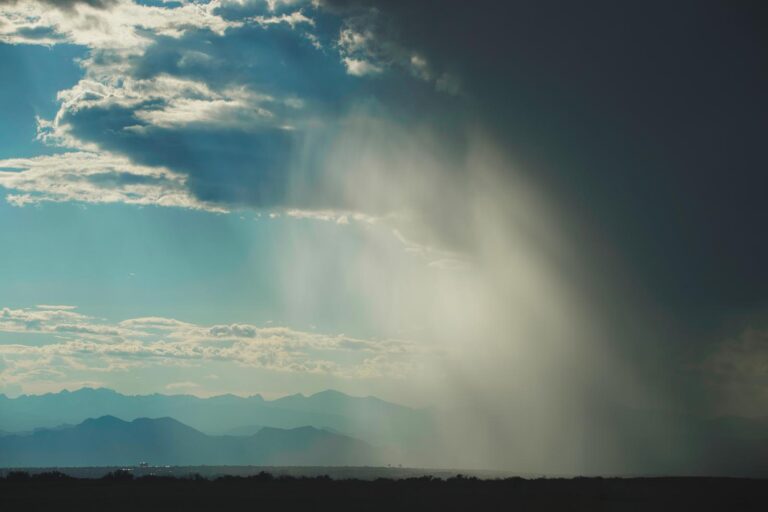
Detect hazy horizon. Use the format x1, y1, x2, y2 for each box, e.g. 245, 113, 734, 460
0, 385, 391, 403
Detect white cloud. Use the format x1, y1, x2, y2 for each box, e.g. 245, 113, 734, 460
251, 10, 314, 28
0, 0, 239, 50
0, 0, 310, 140
0, 151, 224, 211
334, 8, 459, 93
132, 88, 276, 131
118, 316, 197, 330
264, 0, 308, 11
165, 381, 200, 391
39, 75, 291, 145
338, 24, 375, 55
0, 305, 427, 392
342, 57, 382, 76
0, 0, 456, 230
285, 208, 378, 224
304, 31, 321, 49
336, 21, 387, 77
218, 0, 310, 11
0, 305, 141, 341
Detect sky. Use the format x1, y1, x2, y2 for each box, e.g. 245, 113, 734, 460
0, 0, 766, 428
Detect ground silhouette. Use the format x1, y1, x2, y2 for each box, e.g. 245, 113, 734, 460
1, 471, 766, 511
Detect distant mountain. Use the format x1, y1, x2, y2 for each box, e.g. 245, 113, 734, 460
0, 416, 379, 467
5, 388, 765, 475
0, 388, 433, 452
272, 389, 407, 417
223, 425, 265, 437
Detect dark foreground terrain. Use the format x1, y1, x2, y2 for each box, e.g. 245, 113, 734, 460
1, 471, 766, 511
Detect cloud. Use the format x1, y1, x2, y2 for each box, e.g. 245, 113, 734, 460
165, 381, 199, 391
0, 0, 464, 232
284, 208, 377, 224
0, 0, 238, 49
0, 305, 142, 341
0, 0, 117, 8
15, 8, 339, 210
0, 305, 427, 392
330, 2, 458, 90
0, 151, 223, 211
41, 73, 294, 142
129, 82, 282, 132
342, 57, 381, 76
218, 0, 309, 11
335, 8, 393, 76
251, 10, 314, 28
118, 317, 197, 330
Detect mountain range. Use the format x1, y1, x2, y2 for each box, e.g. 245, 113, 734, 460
0, 388, 432, 450
2, 388, 768, 475
0, 415, 377, 467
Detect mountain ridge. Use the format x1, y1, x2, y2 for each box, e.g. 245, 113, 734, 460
0, 387, 431, 454
0, 415, 378, 467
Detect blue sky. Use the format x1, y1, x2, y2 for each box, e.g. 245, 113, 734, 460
0, 43, 84, 159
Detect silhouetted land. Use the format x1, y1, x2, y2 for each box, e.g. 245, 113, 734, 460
1, 471, 766, 511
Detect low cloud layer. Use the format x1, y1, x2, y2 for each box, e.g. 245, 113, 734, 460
0, 305, 427, 394
0, 151, 222, 210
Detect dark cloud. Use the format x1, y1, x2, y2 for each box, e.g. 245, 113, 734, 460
307, 0, 768, 415
61, 103, 295, 208
12, 26, 66, 41
54, 17, 461, 212
86, 171, 171, 188
54, 24, 345, 209
129, 27, 355, 107
325, 0, 768, 313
